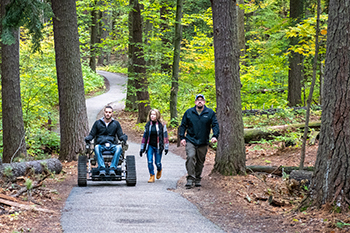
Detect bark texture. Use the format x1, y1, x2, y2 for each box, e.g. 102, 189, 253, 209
98, 5, 112, 66
170, 0, 183, 125
126, 0, 138, 111
0, 158, 62, 178
1, 0, 27, 163
287, 0, 303, 107
311, 0, 350, 208
132, 0, 150, 123
237, 0, 245, 58
212, 0, 246, 175
160, 1, 171, 72
89, 3, 99, 72
51, 0, 89, 161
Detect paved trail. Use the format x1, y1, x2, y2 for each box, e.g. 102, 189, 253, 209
60, 71, 225, 233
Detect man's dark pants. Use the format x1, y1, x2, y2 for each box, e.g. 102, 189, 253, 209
185, 141, 208, 181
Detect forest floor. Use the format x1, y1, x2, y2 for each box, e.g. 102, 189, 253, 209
1, 110, 350, 232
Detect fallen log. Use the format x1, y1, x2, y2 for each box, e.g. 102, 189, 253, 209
246, 165, 314, 176
0, 158, 62, 178
289, 170, 313, 187
244, 121, 321, 143
0, 193, 28, 205
0, 198, 54, 213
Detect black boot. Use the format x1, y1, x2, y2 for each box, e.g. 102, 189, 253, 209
195, 178, 201, 187
185, 179, 194, 189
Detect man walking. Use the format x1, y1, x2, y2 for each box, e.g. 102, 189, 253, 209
179, 94, 219, 188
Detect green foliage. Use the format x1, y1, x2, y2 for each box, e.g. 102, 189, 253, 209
336, 221, 350, 229
1, 0, 53, 52
241, 0, 290, 109
25, 178, 33, 190
25, 126, 60, 161
286, 14, 328, 58
3, 166, 13, 179
0, 25, 104, 161
76, 0, 130, 63
97, 63, 127, 74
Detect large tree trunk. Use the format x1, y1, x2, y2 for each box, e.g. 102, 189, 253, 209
287, 0, 303, 107
132, 0, 150, 123
89, 1, 99, 72
0, 0, 27, 163
170, 0, 183, 126
51, 0, 89, 161
126, 0, 138, 111
311, 0, 350, 209
212, 0, 246, 175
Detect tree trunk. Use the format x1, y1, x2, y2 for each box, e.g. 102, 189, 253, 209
299, 0, 321, 170
132, 0, 150, 123
287, 0, 303, 107
311, 0, 350, 209
98, 5, 112, 66
89, 2, 99, 72
212, 0, 246, 175
237, 0, 245, 58
0, 0, 27, 163
126, 0, 138, 111
0, 158, 62, 178
160, 2, 171, 72
170, 0, 183, 126
51, 0, 89, 161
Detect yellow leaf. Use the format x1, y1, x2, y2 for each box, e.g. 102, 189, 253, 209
320, 29, 327, 35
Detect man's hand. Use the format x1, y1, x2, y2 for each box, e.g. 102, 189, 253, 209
211, 137, 218, 144
165, 149, 168, 155
181, 139, 186, 147
139, 149, 144, 157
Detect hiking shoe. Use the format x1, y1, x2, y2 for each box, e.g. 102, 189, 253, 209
148, 175, 155, 183
109, 169, 116, 176
99, 170, 106, 177
185, 179, 194, 189
195, 179, 201, 187
156, 170, 162, 179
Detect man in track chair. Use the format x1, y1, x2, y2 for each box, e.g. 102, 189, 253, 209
85, 106, 128, 177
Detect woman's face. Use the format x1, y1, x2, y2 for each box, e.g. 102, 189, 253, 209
150, 111, 157, 121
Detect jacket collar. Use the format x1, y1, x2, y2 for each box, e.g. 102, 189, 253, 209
99, 117, 114, 124
191, 105, 208, 114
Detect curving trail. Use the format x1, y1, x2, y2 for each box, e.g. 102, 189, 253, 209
60, 71, 225, 232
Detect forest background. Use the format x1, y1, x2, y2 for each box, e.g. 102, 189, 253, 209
0, 0, 327, 163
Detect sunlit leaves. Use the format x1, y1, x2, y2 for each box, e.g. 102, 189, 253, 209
286, 14, 328, 57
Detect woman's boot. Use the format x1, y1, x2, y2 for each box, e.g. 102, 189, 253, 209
148, 174, 155, 183
156, 170, 162, 179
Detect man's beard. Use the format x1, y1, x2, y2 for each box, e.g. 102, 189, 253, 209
197, 105, 203, 109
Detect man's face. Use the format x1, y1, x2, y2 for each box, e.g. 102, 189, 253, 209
195, 97, 205, 109
104, 108, 113, 120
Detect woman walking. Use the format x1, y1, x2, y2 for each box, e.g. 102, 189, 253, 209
140, 109, 169, 183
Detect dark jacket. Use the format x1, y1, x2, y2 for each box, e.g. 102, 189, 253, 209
85, 117, 127, 145
140, 120, 169, 153
179, 106, 219, 146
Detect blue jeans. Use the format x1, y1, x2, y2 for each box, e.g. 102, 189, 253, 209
147, 145, 162, 175
94, 144, 122, 170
